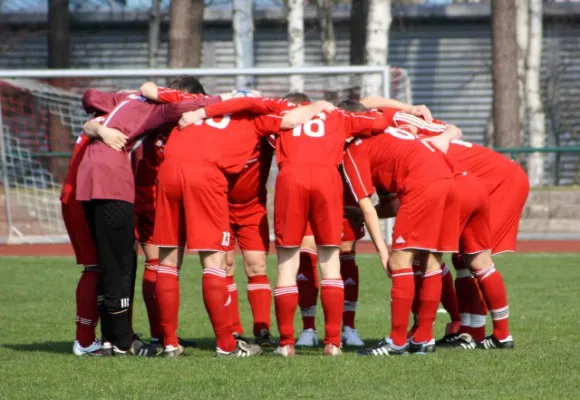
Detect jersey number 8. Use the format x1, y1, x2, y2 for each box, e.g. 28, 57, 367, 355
292, 112, 326, 138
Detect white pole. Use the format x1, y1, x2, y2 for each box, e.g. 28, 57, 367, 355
381, 66, 394, 245
0, 98, 15, 241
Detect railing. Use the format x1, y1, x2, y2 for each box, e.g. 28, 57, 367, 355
495, 146, 580, 159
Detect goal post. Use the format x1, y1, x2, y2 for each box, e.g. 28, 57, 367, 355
0, 66, 411, 244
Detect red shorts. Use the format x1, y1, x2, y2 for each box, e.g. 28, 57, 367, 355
342, 216, 365, 242
275, 166, 343, 247
488, 164, 529, 254
61, 200, 98, 266
392, 178, 459, 252
227, 199, 270, 252
153, 159, 230, 252
455, 173, 492, 254
134, 184, 156, 245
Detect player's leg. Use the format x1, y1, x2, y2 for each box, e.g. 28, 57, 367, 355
340, 216, 365, 347
296, 233, 319, 347
310, 167, 346, 356
225, 245, 244, 338
62, 200, 102, 355
186, 165, 261, 357
272, 167, 309, 357
465, 250, 514, 349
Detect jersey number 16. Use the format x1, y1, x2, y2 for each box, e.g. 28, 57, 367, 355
292, 113, 326, 138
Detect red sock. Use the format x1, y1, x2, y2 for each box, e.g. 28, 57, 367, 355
453, 255, 474, 335
274, 286, 299, 346
203, 268, 236, 352
297, 250, 318, 331
155, 264, 180, 348
440, 263, 462, 325
247, 275, 272, 336
389, 268, 415, 347
226, 275, 243, 335
473, 264, 511, 340
142, 258, 162, 339
340, 251, 358, 329
407, 263, 423, 337
76, 268, 100, 347
469, 281, 489, 342
321, 279, 344, 347
412, 269, 442, 343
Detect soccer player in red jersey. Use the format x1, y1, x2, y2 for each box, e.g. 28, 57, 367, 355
79, 91, 220, 356
365, 102, 523, 350
152, 98, 327, 357
340, 101, 460, 356
134, 78, 214, 349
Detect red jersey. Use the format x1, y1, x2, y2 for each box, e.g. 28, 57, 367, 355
342, 127, 454, 201
275, 109, 385, 168
157, 87, 206, 104
388, 109, 518, 193
164, 112, 283, 175
76, 93, 220, 203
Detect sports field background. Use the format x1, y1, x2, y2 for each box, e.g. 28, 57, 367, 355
1, 253, 579, 400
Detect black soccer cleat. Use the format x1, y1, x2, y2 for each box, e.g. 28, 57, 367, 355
233, 332, 250, 344
255, 329, 277, 348
435, 333, 461, 347
357, 339, 409, 356
408, 339, 436, 355
129, 339, 163, 357
479, 335, 514, 350
101, 341, 113, 357
450, 333, 477, 350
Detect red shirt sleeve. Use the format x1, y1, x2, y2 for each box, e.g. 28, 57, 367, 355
253, 114, 284, 137
341, 146, 375, 202
159, 96, 222, 123
157, 88, 204, 103
392, 112, 447, 137
204, 98, 286, 118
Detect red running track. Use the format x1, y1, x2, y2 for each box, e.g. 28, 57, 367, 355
0, 240, 578, 257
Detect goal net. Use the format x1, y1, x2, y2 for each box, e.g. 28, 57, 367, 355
0, 67, 412, 244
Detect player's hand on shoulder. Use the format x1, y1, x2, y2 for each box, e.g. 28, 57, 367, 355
406, 104, 433, 123
99, 127, 128, 151
443, 124, 463, 139
179, 109, 207, 130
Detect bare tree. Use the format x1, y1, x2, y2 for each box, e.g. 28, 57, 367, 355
148, 0, 161, 68
491, 0, 521, 148
315, 0, 337, 101
287, 0, 305, 92
169, 0, 204, 68
526, 0, 546, 186
362, 0, 391, 97
233, 0, 254, 88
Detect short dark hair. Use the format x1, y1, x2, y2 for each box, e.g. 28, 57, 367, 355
283, 92, 311, 105
168, 75, 206, 95
337, 99, 368, 113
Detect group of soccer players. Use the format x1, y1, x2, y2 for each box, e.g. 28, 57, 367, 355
61, 75, 529, 358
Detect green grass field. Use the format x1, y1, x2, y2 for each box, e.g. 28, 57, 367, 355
1, 253, 579, 400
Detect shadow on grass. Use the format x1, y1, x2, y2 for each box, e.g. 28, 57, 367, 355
2, 341, 73, 354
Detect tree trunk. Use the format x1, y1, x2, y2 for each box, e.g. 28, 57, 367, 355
233, 0, 254, 88
362, 0, 391, 97
516, 0, 529, 144
287, 0, 305, 92
169, 0, 204, 68
47, 0, 70, 181
350, 0, 369, 66
526, 0, 545, 186
316, 0, 337, 102
148, 0, 161, 68
491, 0, 522, 148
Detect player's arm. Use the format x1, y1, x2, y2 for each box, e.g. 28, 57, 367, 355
421, 124, 463, 154
359, 197, 389, 271
82, 119, 128, 151
280, 100, 335, 129
140, 81, 160, 101
141, 81, 236, 103
159, 96, 222, 125
82, 89, 131, 115
361, 96, 433, 123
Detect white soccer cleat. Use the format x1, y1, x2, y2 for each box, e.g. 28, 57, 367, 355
342, 326, 365, 347
72, 340, 102, 356
323, 343, 342, 356
272, 344, 295, 357
296, 328, 319, 347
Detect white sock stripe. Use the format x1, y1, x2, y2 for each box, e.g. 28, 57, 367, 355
203, 268, 226, 278
227, 283, 238, 292
470, 314, 487, 327
145, 263, 158, 271
322, 279, 344, 285
490, 306, 509, 320
473, 264, 496, 280
274, 286, 298, 296
120, 298, 130, 308
460, 313, 471, 326
247, 284, 272, 291
441, 265, 450, 276
423, 269, 442, 278
322, 282, 344, 289
301, 306, 317, 317
413, 271, 423, 276
157, 267, 179, 276
340, 253, 356, 261
392, 271, 414, 278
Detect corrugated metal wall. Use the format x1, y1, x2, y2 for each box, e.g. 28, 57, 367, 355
1, 14, 579, 183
